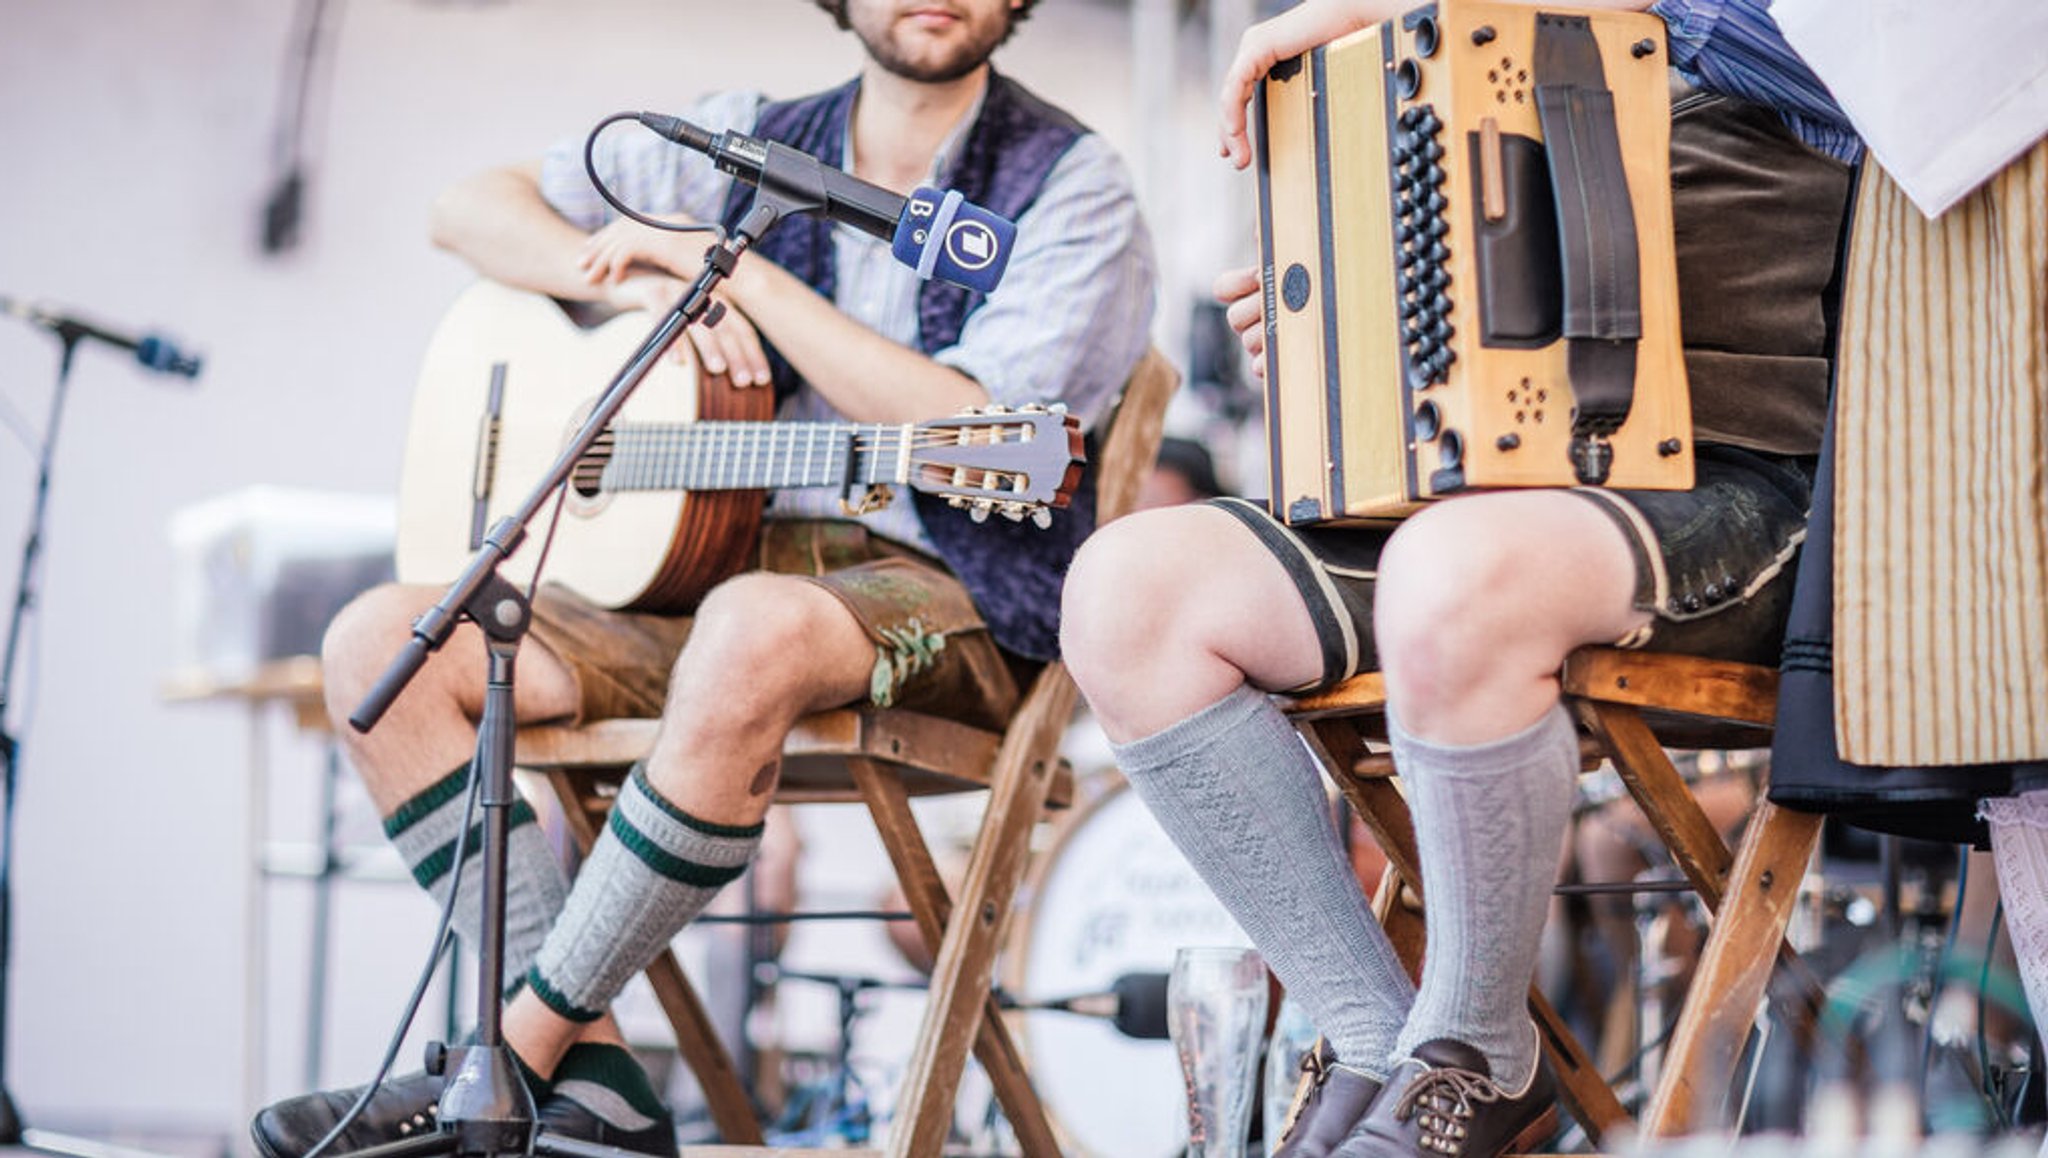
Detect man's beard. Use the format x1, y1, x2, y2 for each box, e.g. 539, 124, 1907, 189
854, 6, 1010, 83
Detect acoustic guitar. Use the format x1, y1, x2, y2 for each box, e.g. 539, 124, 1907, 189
395, 281, 1084, 613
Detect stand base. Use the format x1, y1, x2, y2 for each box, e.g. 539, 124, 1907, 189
293, 1121, 772, 1158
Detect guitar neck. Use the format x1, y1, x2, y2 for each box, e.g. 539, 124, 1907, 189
600, 421, 921, 494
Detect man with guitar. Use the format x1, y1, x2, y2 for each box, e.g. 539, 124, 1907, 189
1061, 2, 1854, 1157
253, 2, 1154, 1156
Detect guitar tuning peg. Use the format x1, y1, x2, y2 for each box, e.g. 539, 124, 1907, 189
946, 495, 967, 509
956, 405, 982, 416
1048, 402, 1069, 415
1031, 507, 1053, 530
983, 403, 1010, 415
969, 500, 992, 524
1019, 402, 1046, 414
1000, 502, 1026, 522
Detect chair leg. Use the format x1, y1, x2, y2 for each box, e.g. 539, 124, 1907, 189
1641, 800, 1823, 1137
1368, 866, 1425, 982
1572, 701, 1735, 907
1581, 703, 1829, 1134
641, 949, 766, 1144
850, 666, 1072, 1158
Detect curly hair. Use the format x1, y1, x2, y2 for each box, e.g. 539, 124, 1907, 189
813, 0, 1037, 34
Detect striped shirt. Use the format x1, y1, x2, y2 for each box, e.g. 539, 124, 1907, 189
540, 87, 1157, 553
1651, 0, 1863, 162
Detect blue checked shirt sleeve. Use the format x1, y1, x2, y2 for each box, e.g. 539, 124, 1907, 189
1650, 0, 1862, 161
933, 134, 1159, 435
537, 90, 765, 228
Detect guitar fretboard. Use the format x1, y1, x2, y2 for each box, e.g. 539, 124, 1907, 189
598, 421, 920, 493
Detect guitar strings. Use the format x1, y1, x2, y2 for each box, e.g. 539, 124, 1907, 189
595, 423, 1043, 493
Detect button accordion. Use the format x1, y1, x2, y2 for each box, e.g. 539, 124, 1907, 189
1253, 0, 1691, 526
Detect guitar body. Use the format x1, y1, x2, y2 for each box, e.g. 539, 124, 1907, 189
395, 282, 768, 613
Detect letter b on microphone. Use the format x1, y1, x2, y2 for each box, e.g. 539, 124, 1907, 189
891, 188, 1016, 295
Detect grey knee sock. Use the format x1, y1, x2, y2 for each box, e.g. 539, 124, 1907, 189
1390, 703, 1578, 1087
1112, 684, 1413, 1079
386, 764, 569, 983
527, 766, 761, 1021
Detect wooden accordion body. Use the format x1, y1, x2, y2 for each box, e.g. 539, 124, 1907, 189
1254, 0, 1692, 526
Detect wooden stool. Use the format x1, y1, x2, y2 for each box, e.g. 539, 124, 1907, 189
1283, 647, 1826, 1143
515, 350, 1179, 1155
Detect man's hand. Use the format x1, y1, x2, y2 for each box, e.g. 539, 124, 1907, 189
579, 219, 773, 387
1214, 266, 1268, 381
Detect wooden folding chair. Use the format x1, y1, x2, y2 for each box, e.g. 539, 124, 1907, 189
1283, 647, 1827, 1145
514, 350, 1180, 1155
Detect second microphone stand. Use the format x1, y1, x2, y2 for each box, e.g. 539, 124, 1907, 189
338, 184, 805, 1158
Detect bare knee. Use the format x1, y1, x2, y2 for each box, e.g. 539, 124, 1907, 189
1374, 494, 1640, 734
675, 573, 865, 717
1374, 503, 1533, 712
1061, 508, 1206, 707
320, 583, 439, 709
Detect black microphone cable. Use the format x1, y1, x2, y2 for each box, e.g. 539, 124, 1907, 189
583, 114, 727, 240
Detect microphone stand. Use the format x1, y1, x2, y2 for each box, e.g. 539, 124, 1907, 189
337, 184, 807, 1158
0, 327, 177, 1158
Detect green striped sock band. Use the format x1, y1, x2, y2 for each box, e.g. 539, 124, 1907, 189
550, 1043, 667, 1130
384, 764, 570, 983
407, 799, 541, 891
525, 968, 605, 1023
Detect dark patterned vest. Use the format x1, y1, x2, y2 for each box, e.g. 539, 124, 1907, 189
719, 73, 1091, 661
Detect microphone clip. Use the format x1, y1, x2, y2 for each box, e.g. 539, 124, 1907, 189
741, 143, 837, 238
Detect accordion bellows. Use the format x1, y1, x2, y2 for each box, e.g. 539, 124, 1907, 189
1254, 0, 1692, 525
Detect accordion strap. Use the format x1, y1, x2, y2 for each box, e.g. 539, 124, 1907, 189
1533, 11, 1641, 483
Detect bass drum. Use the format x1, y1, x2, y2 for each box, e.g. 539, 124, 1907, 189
1003, 773, 1251, 1158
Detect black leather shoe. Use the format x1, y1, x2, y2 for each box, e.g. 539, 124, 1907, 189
1331, 1039, 1556, 1158
539, 1086, 678, 1158
250, 1070, 447, 1158
1272, 1044, 1385, 1158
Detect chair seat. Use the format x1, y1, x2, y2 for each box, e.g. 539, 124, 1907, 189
517, 708, 1075, 807
1286, 649, 1777, 752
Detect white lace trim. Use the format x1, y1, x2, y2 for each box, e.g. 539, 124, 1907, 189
1980, 789, 2048, 831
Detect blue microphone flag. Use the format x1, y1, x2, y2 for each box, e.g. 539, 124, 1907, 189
891, 187, 1016, 295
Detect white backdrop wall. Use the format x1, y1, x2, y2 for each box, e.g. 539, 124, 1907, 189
0, 0, 1260, 1142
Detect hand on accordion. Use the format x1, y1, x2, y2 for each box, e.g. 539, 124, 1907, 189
1217, 0, 1388, 168
1213, 266, 1267, 380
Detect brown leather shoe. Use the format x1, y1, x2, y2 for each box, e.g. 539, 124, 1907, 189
1271, 1044, 1384, 1158
1330, 1039, 1556, 1158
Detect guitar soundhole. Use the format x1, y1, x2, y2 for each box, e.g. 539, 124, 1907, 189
571, 429, 615, 498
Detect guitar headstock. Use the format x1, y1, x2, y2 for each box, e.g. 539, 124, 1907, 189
911, 404, 1086, 528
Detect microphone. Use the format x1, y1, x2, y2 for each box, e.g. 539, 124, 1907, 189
1003, 971, 1173, 1040
634, 113, 1017, 295
0, 296, 203, 379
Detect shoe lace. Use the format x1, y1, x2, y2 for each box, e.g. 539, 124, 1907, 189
1392, 1065, 1500, 1156
1278, 1049, 1332, 1143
